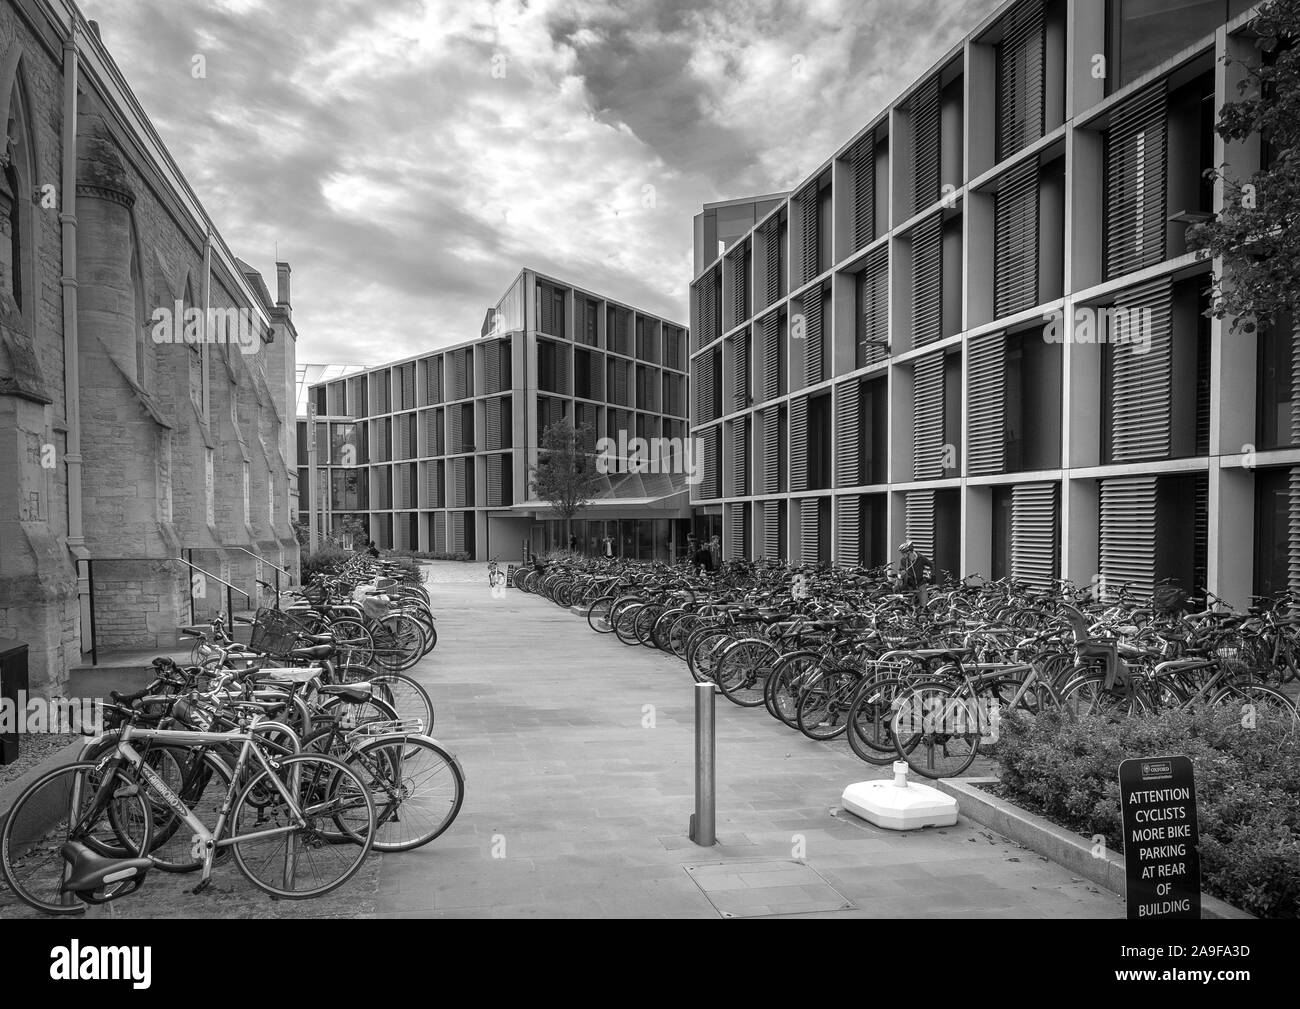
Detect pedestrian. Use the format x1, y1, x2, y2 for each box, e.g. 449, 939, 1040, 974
708, 534, 721, 568
569, 533, 578, 553
366, 538, 380, 558
895, 541, 932, 611
603, 535, 615, 559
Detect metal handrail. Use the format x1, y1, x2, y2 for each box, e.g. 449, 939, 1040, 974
228, 545, 292, 579
85, 554, 255, 667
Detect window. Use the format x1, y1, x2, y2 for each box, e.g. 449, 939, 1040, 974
1257, 310, 1296, 450
1107, 1, 1253, 91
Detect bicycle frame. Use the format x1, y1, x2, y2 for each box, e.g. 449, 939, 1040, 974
77, 719, 307, 891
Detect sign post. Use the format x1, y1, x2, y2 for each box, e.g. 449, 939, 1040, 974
1118, 755, 1200, 919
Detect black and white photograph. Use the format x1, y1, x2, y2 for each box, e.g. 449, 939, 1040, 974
0, 0, 1294, 974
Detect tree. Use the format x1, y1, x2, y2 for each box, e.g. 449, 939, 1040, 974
530, 419, 603, 547
1187, 0, 1300, 334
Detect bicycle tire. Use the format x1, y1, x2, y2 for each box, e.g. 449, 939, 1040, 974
229, 753, 376, 900
345, 735, 465, 852
1, 761, 154, 915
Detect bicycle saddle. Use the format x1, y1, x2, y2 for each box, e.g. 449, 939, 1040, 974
59, 841, 151, 900
318, 682, 372, 703
288, 643, 334, 661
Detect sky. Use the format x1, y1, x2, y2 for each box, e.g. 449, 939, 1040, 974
79, 0, 1003, 367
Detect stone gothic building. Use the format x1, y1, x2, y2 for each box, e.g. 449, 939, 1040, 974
0, 0, 298, 697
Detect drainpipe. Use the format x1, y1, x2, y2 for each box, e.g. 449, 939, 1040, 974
60, 22, 90, 649
202, 226, 211, 418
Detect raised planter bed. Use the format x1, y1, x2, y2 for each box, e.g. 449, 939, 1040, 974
934, 777, 1253, 920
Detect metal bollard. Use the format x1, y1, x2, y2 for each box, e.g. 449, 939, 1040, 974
690, 681, 716, 846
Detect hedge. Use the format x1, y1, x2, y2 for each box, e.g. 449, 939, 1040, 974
995, 704, 1300, 918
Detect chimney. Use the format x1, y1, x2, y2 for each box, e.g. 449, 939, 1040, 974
276, 261, 291, 310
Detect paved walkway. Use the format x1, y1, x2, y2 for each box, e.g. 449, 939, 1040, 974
0, 561, 1123, 919
368, 563, 1121, 918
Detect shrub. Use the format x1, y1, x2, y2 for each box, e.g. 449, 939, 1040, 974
391, 550, 472, 562
995, 704, 1300, 918
300, 546, 354, 581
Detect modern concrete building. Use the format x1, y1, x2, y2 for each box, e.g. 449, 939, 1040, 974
0, 0, 299, 696
689, 0, 1292, 606
302, 268, 692, 561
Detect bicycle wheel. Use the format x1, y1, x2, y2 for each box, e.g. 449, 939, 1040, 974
890, 681, 980, 779
229, 753, 376, 900
796, 667, 861, 740
767, 651, 822, 727
846, 677, 915, 765
316, 693, 399, 734
1211, 682, 1298, 726
715, 639, 779, 707
328, 617, 375, 667
587, 594, 616, 633
633, 604, 665, 646
371, 614, 425, 671
1058, 671, 1149, 718
613, 603, 645, 645
352, 671, 434, 733
688, 631, 733, 685
1, 761, 154, 915
345, 735, 465, 852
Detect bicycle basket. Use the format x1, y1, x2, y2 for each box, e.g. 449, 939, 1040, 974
361, 594, 391, 620
248, 607, 309, 655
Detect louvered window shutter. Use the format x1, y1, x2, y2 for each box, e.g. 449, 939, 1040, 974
762, 315, 780, 400
763, 221, 781, 310
430, 359, 442, 404
485, 342, 501, 394
1290, 320, 1300, 444
1290, 467, 1300, 596
731, 242, 749, 326
850, 136, 875, 252
912, 353, 945, 479
905, 490, 935, 557
803, 293, 823, 386
1106, 83, 1168, 279
448, 405, 461, 459
1109, 276, 1173, 462
732, 418, 749, 494
799, 185, 819, 285
835, 380, 861, 488
913, 77, 941, 214
911, 214, 943, 348
398, 414, 411, 459
762, 500, 780, 559
487, 454, 502, 506
486, 397, 501, 450
1100, 476, 1156, 599
836, 496, 861, 566
859, 246, 889, 367
733, 330, 750, 410
762, 408, 779, 494
700, 426, 719, 499
789, 396, 808, 493
695, 353, 713, 424
996, 0, 1046, 162
1011, 482, 1058, 588
967, 330, 1006, 475
995, 159, 1040, 317
433, 514, 447, 553
799, 499, 818, 564
727, 502, 748, 559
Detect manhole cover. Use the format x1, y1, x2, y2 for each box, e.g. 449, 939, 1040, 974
684, 860, 855, 918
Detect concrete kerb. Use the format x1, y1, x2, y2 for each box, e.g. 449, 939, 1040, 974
935, 777, 1253, 920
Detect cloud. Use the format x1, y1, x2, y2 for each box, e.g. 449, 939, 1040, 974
78, 0, 999, 367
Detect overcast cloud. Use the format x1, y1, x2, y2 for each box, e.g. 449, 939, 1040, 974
79, 0, 1001, 366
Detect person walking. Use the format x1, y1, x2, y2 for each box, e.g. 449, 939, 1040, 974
708, 534, 721, 569
896, 540, 932, 612
603, 535, 615, 559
